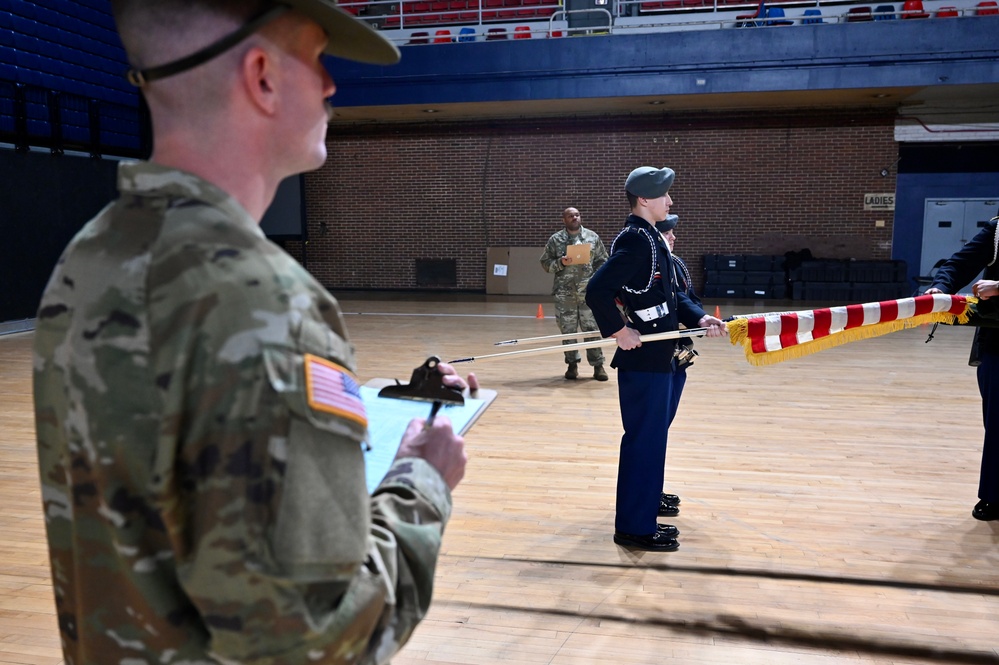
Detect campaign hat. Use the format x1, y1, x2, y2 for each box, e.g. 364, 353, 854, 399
126, 0, 399, 87
284, 0, 400, 65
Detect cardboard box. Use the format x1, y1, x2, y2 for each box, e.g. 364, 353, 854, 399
486, 247, 554, 295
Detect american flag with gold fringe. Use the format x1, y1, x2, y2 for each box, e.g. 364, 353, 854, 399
726, 294, 974, 366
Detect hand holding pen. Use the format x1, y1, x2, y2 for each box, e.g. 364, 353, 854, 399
395, 362, 479, 489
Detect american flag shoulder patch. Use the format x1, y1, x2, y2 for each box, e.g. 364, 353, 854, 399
303, 353, 368, 428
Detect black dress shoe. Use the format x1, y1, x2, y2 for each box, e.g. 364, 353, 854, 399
657, 523, 679, 537
662, 492, 681, 506
614, 530, 680, 552
658, 498, 679, 517
972, 500, 999, 521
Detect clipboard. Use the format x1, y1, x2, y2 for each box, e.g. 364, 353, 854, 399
566, 243, 591, 264
362, 379, 497, 493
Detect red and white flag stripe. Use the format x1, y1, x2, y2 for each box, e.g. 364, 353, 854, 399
729, 294, 972, 362
745, 294, 966, 354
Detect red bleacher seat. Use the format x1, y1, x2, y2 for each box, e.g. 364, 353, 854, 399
977, 0, 999, 13
901, 0, 928, 17
433, 28, 452, 42
846, 5, 873, 20
514, 25, 531, 37
483, 0, 502, 19
935, 5, 958, 15
736, 0, 764, 25
642, 0, 681, 10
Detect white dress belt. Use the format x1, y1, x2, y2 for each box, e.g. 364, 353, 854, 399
632, 301, 670, 322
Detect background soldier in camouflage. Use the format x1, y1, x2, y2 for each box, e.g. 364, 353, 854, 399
539, 207, 610, 381
33, 1, 475, 663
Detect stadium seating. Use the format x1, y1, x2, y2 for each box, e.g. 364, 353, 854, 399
801, 8, 824, 23
736, 0, 765, 26
901, 0, 929, 17
873, 5, 897, 19
765, 7, 794, 24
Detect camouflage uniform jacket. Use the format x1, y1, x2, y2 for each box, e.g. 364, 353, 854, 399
33, 161, 452, 665
539, 226, 609, 301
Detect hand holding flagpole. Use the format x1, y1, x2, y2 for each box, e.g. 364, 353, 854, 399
450, 328, 711, 364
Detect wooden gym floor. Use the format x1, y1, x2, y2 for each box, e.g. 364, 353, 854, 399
1, 295, 997, 665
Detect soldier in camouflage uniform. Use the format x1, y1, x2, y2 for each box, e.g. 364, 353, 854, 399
33, 2, 475, 663
539, 207, 610, 381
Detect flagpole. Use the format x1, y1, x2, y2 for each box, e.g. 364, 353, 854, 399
450, 328, 710, 364
493, 331, 606, 346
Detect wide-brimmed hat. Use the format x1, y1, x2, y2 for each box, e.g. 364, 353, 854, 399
126, 0, 399, 87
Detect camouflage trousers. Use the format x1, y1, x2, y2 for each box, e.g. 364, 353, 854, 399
554, 298, 605, 366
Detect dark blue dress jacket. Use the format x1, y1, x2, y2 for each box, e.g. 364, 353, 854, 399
931, 220, 999, 354
585, 214, 705, 372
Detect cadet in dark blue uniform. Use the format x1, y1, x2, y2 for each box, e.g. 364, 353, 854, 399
925, 212, 999, 522
657, 214, 699, 430
585, 167, 727, 551
657, 214, 699, 516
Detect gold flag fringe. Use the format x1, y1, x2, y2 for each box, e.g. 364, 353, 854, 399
726, 298, 975, 366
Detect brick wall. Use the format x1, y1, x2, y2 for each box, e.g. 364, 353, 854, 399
303, 109, 897, 292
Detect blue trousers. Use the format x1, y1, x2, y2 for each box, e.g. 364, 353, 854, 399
616, 370, 674, 535
976, 353, 999, 503
669, 368, 687, 428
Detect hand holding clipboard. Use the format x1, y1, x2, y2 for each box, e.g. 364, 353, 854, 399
562, 243, 592, 266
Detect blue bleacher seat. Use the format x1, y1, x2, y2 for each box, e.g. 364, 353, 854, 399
10, 0, 41, 20
458, 26, 477, 42
765, 6, 793, 25
801, 8, 823, 23
10, 15, 40, 37
873, 4, 897, 18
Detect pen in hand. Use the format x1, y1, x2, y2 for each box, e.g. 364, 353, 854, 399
425, 400, 443, 429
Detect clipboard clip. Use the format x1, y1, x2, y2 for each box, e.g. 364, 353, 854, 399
377, 355, 465, 406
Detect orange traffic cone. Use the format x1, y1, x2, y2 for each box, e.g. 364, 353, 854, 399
536, 304, 545, 319
714, 305, 721, 319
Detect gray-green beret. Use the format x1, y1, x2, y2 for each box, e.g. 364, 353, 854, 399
625, 166, 675, 198
656, 214, 678, 232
